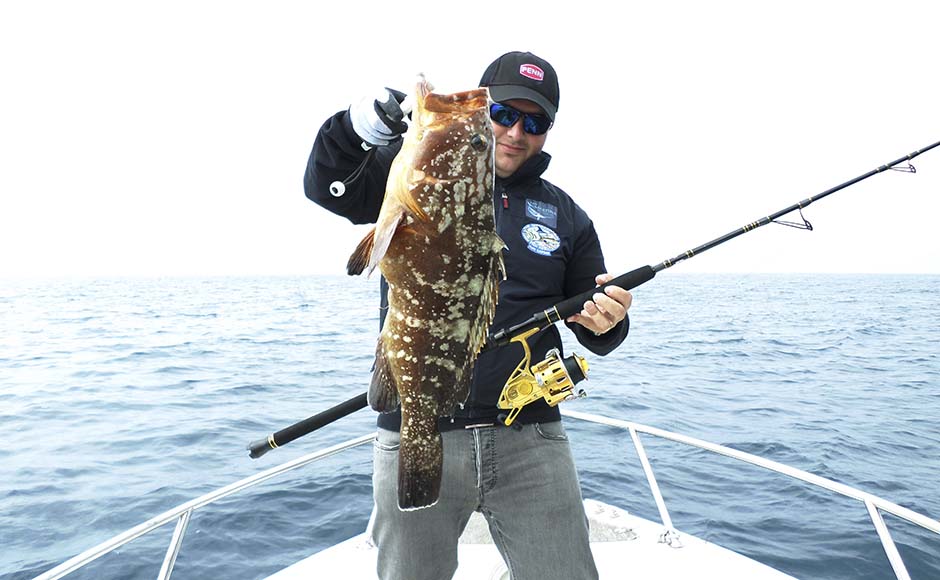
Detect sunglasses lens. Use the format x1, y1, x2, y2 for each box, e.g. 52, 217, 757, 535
489, 103, 519, 128
523, 114, 552, 135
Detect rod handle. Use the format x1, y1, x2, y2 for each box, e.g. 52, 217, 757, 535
247, 392, 369, 459
248, 437, 275, 459
553, 265, 656, 321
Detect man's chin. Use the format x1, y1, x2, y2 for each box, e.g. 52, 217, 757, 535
495, 158, 523, 178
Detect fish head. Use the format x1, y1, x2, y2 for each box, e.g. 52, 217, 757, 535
407, 77, 494, 171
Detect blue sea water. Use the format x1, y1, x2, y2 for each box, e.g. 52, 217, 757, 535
1, 273, 938, 580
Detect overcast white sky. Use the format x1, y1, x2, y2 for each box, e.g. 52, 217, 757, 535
1, 0, 938, 279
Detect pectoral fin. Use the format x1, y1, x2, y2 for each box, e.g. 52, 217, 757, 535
347, 228, 375, 276
368, 211, 405, 269
346, 210, 407, 276
369, 341, 400, 413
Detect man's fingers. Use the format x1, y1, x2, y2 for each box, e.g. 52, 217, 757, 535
593, 293, 623, 317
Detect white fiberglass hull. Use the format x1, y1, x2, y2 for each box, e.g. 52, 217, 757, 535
265, 499, 795, 579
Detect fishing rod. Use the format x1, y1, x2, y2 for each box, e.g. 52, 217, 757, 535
249, 393, 367, 458
248, 139, 940, 458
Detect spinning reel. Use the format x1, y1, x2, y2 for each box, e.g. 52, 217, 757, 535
496, 328, 590, 427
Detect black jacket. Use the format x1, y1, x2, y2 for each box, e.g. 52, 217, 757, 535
304, 110, 629, 430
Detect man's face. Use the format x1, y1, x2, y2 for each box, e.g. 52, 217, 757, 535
492, 99, 549, 178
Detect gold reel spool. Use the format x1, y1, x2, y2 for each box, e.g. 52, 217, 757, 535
497, 328, 589, 427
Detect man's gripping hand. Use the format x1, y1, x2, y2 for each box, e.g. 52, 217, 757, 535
349, 88, 409, 148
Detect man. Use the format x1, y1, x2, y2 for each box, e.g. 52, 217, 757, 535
304, 51, 633, 580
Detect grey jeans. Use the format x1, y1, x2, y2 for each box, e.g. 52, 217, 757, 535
371, 421, 598, 580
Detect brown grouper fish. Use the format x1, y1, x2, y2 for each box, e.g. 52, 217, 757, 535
347, 77, 504, 510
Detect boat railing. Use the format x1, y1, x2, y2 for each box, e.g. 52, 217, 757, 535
561, 409, 940, 580
31, 413, 939, 580
31, 434, 376, 580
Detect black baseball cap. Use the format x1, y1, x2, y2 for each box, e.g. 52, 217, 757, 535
479, 51, 560, 121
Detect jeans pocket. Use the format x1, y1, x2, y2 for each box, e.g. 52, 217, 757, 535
374, 428, 401, 452
534, 421, 568, 442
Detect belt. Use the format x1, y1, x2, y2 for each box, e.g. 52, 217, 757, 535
437, 415, 504, 431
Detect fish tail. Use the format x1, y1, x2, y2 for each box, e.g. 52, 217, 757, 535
347, 228, 376, 275
397, 414, 443, 510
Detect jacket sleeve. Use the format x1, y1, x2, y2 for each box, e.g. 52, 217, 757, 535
303, 110, 402, 225
563, 210, 630, 356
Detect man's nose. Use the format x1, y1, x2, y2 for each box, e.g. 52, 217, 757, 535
506, 119, 526, 139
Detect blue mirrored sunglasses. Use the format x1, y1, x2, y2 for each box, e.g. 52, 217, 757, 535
489, 103, 553, 135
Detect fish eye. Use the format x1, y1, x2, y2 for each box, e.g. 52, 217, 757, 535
470, 133, 487, 152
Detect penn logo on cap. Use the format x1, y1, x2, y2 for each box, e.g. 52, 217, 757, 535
519, 64, 544, 82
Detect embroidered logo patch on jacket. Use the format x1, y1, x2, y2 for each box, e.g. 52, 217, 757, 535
521, 223, 561, 256
525, 199, 558, 228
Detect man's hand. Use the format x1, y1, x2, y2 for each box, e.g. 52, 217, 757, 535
566, 273, 633, 335
349, 88, 409, 147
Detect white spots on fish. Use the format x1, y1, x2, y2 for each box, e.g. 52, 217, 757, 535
467, 274, 484, 295
437, 212, 452, 233
450, 319, 470, 341
448, 157, 465, 176
451, 182, 468, 219
425, 356, 457, 372
446, 303, 462, 321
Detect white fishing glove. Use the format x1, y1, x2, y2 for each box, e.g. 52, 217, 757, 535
349, 88, 409, 148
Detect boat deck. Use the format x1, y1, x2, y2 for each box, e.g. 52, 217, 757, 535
266, 499, 795, 579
